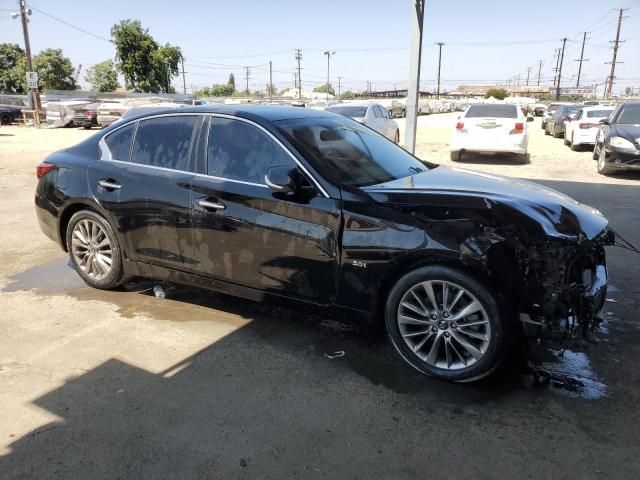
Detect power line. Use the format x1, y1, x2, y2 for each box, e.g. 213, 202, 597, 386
28, 5, 112, 43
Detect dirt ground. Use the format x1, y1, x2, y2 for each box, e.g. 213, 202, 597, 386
1, 116, 640, 479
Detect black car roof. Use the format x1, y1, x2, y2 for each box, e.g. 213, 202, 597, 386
138, 104, 333, 122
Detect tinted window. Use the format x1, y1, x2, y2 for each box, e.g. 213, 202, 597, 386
104, 123, 135, 161
616, 104, 640, 124
373, 106, 383, 118
276, 116, 427, 188
208, 117, 295, 184
465, 105, 518, 118
131, 115, 198, 171
326, 106, 367, 118
586, 109, 613, 118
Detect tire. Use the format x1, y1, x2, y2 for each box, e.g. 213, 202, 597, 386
516, 152, 528, 164
541, 121, 546, 130
592, 143, 600, 160
385, 265, 508, 382
401, 109, 406, 118
394, 130, 400, 144
597, 146, 614, 176
544, 126, 550, 135
564, 135, 570, 146
552, 125, 562, 138
1, 114, 11, 125
66, 210, 125, 290
450, 151, 461, 162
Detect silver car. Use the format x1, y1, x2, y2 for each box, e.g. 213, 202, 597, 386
325, 102, 399, 143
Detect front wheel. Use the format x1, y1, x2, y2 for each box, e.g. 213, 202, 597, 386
66, 210, 125, 290
597, 146, 614, 176
385, 265, 508, 382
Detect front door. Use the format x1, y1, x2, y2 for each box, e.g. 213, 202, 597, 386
190, 116, 342, 303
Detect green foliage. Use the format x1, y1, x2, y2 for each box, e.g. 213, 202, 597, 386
32, 49, 77, 90
85, 60, 119, 92
265, 83, 277, 96
339, 91, 356, 100
110, 19, 181, 93
201, 84, 235, 97
0, 43, 26, 93
313, 83, 335, 95
485, 88, 509, 100
228, 73, 235, 88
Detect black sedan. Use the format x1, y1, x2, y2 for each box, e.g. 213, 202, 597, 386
594, 102, 640, 175
35, 105, 614, 382
545, 104, 580, 138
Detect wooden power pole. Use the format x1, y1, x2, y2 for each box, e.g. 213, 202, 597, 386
555, 38, 567, 100
606, 9, 625, 98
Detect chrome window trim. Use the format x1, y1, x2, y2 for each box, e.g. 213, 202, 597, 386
99, 111, 330, 198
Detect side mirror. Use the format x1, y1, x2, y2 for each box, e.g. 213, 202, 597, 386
599, 119, 609, 125
265, 166, 298, 193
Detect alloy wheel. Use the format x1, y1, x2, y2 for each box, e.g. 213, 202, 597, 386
396, 280, 491, 370
71, 219, 113, 281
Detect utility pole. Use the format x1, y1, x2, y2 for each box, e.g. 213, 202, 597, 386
526, 67, 531, 86
268, 61, 273, 102
323, 50, 335, 103
405, 0, 425, 153
165, 60, 171, 93
537, 59, 544, 86
244, 66, 250, 95
435, 42, 444, 100
606, 8, 625, 98
338, 76, 342, 98
181, 56, 187, 94
516, 73, 521, 86
555, 38, 567, 100
552, 48, 561, 87
18, 0, 41, 119
294, 49, 303, 100
575, 31, 589, 88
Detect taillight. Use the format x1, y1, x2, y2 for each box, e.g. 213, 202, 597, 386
85, 110, 96, 117
510, 122, 524, 134
36, 162, 54, 178
456, 121, 465, 131
579, 123, 598, 129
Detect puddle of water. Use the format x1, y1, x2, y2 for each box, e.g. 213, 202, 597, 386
2, 257, 83, 294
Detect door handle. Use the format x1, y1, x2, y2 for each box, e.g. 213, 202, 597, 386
198, 199, 226, 211
97, 179, 121, 190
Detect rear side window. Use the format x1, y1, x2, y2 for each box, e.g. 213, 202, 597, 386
587, 110, 613, 118
104, 123, 135, 161
131, 115, 198, 171
207, 117, 295, 184
465, 105, 517, 118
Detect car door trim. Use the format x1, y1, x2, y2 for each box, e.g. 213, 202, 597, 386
98, 112, 330, 197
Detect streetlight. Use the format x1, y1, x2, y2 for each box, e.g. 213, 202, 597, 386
323, 50, 335, 102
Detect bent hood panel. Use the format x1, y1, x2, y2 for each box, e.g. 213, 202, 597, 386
365, 166, 608, 240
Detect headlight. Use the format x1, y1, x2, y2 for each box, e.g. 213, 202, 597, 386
609, 136, 636, 150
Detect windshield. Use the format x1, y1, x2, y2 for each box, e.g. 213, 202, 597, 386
276, 116, 428, 188
325, 106, 367, 118
617, 104, 640, 124
465, 105, 517, 118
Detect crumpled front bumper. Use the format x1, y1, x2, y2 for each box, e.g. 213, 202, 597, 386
582, 263, 608, 316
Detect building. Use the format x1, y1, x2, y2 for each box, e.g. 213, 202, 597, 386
448, 85, 552, 98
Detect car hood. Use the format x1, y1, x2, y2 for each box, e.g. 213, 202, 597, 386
612, 124, 640, 144
365, 165, 608, 240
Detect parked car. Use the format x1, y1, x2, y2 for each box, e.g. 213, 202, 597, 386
46, 100, 93, 127
450, 103, 529, 163
0, 94, 29, 111
325, 102, 399, 143
532, 104, 547, 117
97, 98, 166, 128
35, 105, 614, 382
545, 104, 580, 138
541, 102, 570, 130
388, 100, 406, 118
120, 102, 185, 121
564, 106, 615, 151
70, 102, 101, 129
593, 101, 640, 175
0, 105, 21, 124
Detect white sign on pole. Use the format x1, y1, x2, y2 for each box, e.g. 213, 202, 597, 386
26, 71, 38, 89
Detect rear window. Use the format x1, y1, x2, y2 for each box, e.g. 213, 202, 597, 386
104, 123, 135, 161
326, 106, 367, 119
586, 110, 613, 118
465, 105, 518, 118
616, 104, 640, 124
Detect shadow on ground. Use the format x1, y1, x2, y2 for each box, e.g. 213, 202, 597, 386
1, 179, 639, 479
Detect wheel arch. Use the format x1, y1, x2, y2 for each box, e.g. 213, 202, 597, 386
58, 199, 107, 252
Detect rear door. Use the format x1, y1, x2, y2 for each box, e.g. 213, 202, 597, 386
91, 114, 203, 271
190, 115, 342, 303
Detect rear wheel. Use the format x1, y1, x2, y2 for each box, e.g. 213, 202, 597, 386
593, 143, 600, 160
516, 152, 528, 164
66, 210, 125, 290
564, 135, 570, 146
570, 134, 579, 151
552, 125, 562, 138
450, 151, 461, 162
385, 265, 508, 382
544, 125, 550, 135
1, 114, 12, 125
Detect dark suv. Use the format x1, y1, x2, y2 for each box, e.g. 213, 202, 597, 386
35, 105, 614, 382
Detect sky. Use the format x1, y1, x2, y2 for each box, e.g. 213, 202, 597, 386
1, 0, 639, 95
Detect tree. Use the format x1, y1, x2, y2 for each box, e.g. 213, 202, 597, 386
0, 43, 26, 93
227, 73, 235, 89
209, 84, 235, 96
32, 49, 77, 90
265, 83, 277, 96
624, 86, 632, 96
339, 91, 356, 100
485, 88, 509, 100
85, 60, 119, 92
313, 83, 335, 95
111, 19, 181, 93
